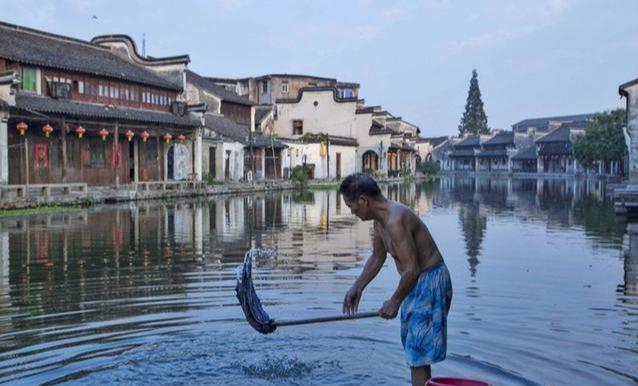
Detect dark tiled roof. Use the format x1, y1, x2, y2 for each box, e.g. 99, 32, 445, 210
417, 136, 448, 147
536, 126, 571, 143
477, 148, 508, 158
0, 22, 180, 91
559, 120, 589, 130
369, 128, 396, 136
449, 148, 476, 157
13, 93, 200, 127
255, 106, 273, 123
538, 142, 572, 156
204, 114, 285, 148
327, 135, 358, 147
619, 77, 638, 94
454, 135, 481, 148
206, 77, 239, 84
512, 145, 538, 160
356, 106, 376, 114
512, 113, 594, 132
483, 131, 514, 146
186, 70, 255, 106
388, 143, 415, 152
255, 74, 337, 82
275, 87, 358, 104
279, 135, 358, 147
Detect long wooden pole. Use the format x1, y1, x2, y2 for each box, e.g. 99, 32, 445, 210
274, 311, 379, 327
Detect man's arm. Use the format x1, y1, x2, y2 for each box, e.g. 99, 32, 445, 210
343, 226, 387, 315
379, 219, 420, 319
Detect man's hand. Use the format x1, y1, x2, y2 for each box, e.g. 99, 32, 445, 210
343, 286, 362, 316
378, 298, 401, 319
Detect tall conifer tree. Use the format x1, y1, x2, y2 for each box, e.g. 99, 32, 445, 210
458, 69, 490, 135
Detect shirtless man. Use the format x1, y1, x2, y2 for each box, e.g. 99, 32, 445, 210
340, 173, 453, 386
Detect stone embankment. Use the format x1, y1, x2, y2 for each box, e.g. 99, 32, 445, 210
0, 176, 434, 211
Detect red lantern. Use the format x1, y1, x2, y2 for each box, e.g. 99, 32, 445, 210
99, 128, 109, 141
177, 134, 186, 143
75, 126, 86, 139
42, 124, 54, 138
140, 131, 150, 142
163, 133, 172, 144
17, 121, 28, 136
125, 130, 135, 142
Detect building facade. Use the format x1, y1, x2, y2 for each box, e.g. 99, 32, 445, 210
0, 22, 201, 187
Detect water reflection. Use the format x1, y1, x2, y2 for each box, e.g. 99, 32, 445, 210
624, 224, 638, 299
0, 176, 635, 385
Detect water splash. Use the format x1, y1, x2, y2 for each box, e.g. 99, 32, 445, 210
239, 355, 316, 380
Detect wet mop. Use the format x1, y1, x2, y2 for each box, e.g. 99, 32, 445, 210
235, 250, 378, 334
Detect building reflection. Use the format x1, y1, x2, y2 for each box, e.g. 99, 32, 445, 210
0, 176, 631, 346
624, 223, 638, 299
437, 176, 622, 276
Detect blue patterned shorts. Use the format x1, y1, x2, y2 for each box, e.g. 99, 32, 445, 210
400, 261, 453, 367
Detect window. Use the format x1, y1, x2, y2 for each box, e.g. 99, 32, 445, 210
76, 81, 84, 94
113, 87, 119, 99
293, 120, 303, 135
21, 67, 37, 92
261, 81, 268, 93
98, 84, 104, 97
281, 82, 288, 93
338, 88, 353, 98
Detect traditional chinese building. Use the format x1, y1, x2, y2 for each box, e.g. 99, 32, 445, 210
0, 22, 201, 187
511, 145, 538, 172
476, 131, 515, 172
448, 134, 484, 171
536, 122, 586, 174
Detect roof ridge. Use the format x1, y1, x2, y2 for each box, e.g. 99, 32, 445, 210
0, 20, 109, 52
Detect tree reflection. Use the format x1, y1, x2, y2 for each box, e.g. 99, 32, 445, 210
458, 202, 486, 276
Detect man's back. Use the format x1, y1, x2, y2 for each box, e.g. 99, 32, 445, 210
374, 200, 443, 275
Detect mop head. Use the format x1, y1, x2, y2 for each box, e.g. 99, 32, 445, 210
235, 250, 277, 334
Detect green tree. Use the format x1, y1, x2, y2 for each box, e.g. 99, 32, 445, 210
573, 109, 626, 170
458, 69, 490, 136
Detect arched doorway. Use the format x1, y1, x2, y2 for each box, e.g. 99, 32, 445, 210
362, 150, 379, 173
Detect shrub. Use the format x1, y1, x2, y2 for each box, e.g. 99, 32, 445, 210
290, 165, 307, 186
203, 173, 223, 186
419, 160, 440, 175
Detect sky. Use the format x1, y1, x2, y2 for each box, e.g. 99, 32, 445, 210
1, 0, 637, 136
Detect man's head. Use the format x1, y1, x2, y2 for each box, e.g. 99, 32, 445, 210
339, 173, 383, 220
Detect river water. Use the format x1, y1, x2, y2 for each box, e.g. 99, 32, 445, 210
0, 177, 635, 385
